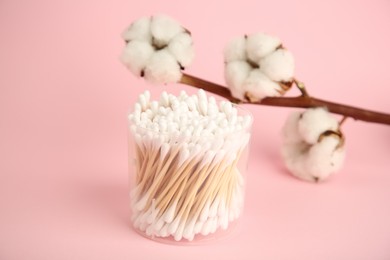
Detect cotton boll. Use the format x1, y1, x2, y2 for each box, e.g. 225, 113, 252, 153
224, 32, 294, 101
168, 32, 194, 68
281, 108, 346, 182
281, 111, 304, 144
281, 142, 306, 169
242, 69, 282, 101
122, 15, 194, 85
298, 107, 339, 144
224, 36, 247, 62
122, 17, 152, 42
246, 33, 281, 63
120, 40, 154, 76
224, 61, 251, 100
282, 142, 316, 182
305, 135, 345, 181
260, 49, 294, 82
144, 50, 182, 84
151, 15, 184, 47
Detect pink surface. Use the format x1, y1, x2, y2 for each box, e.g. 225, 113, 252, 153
1, 0, 390, 259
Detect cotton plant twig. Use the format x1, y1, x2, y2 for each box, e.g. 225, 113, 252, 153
293, 78, 309, 97
180, 73, 390, 125
120, 15, 390, 125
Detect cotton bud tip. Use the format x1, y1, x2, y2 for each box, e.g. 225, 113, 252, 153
281, 108, 346, 182
121, 15, 194, 84
224, 33, 294, 102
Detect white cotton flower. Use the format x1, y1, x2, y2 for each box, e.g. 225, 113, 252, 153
120, 41, 154, 76
246, 33, 281, 63
121, 15, 194, 84
224, 61, 251, 100
144, 50, 182, 84
122, 17, 151, 42
224, 36, 247, 62
224, 33, 294, 101
168, 32, 194, 68
281, 111, 303, 144
305, 136, 345, 180
150, 15, 184, 47
298, 107, 339, 144
281, 142, 309, 180
281, 108, 346, 182
242, 69, 282, 100
259, 49, 294, 82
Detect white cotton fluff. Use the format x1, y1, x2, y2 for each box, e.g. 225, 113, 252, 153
305, 135, 345, 180
281, 111, 303, 144
246, 33, 281, 63
120, 40, 154, 76
122, 17, 151, 42
260, 49, 294, 82
151, 15, 184, 47
281, 108, 346, 182
282, 142, 310, 181
224, 36, 247, 62
224, 61, 251, 100
224, 33, 294, 102
168, 32, 194, 67
121, 15, 195, 84
242, 69, 282, 100
144, 50, 182, 84
298, 107, 339, 144
282, 136, 345, 182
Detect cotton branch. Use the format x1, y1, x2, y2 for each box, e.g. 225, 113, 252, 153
180, 73, 390, 126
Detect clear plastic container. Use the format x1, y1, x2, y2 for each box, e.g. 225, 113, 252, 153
127, 104, 252, 244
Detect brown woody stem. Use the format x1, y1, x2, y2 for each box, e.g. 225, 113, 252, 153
339, 116, 348, 127
293, 78, 309, 97
180, 73, 390, 126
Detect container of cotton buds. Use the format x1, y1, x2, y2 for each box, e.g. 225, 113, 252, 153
127, 89, 252, 243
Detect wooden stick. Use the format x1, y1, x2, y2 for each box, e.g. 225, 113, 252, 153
134, 144, 143, 183
153, 153, 203, 207
175, 158, 229, 227
176, 159, 224, 214
131, 134, 249, 239
192, 149, 244, 221
140, 145, 182, 212
158, 157, 213, 217
189, 155, 237, 221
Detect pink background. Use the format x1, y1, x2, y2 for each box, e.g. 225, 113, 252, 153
1, 0, 390, 259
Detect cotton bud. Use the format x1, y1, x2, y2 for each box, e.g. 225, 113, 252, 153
281, 107, 346, 182
224, 33, 294, 102
121, 15, 194, 84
